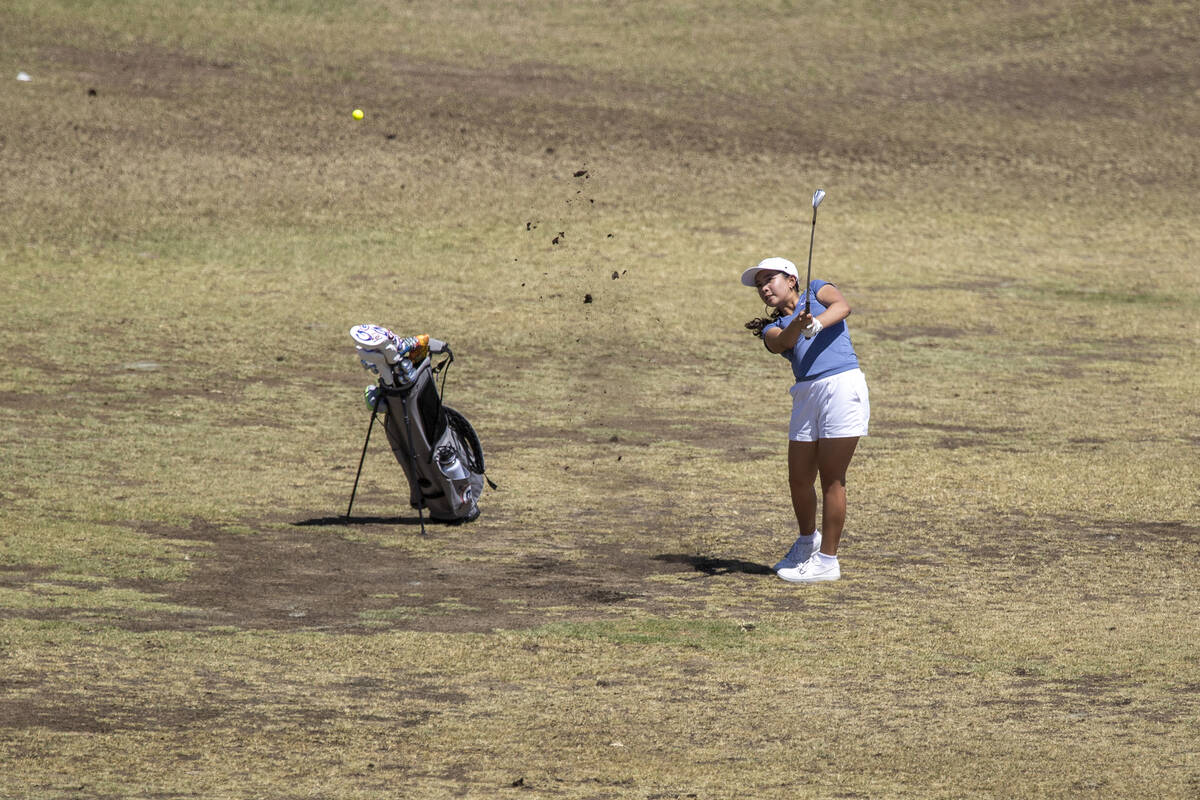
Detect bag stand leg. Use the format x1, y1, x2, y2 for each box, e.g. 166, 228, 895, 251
345, 395, 383, 519
345, 392, 428, 535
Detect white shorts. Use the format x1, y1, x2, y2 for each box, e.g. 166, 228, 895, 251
788, 368, 870, 442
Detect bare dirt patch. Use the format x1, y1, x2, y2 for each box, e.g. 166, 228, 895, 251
78, 517, 792, 634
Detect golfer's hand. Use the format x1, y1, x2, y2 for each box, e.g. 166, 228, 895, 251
799, 312, 823, 339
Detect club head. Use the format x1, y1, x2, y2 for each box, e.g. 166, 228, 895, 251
812, 189, 826, 210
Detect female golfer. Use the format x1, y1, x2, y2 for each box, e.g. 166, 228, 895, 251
742, 256, 869, 583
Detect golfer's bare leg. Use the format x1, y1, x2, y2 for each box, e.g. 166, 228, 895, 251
816, 436, 859, 555
787, 441, 819, 536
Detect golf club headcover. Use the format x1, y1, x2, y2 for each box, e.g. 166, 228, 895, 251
363, 385, 387, 414
356, 347, 394, 385
394, 336, 421, 360
350, 323, 393, 350
403, 334, 437, 363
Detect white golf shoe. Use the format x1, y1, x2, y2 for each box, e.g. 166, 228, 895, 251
772, 531, 822, 572
777, 553, 841, 584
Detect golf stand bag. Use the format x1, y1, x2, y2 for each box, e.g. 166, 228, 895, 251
345, 324, 492, 531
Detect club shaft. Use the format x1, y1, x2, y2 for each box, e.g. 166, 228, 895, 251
804, 212, 817, 313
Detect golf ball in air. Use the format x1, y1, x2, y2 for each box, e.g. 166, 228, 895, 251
352, 109, 364, 120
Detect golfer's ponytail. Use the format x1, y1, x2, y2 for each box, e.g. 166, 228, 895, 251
745, 310, 782, 338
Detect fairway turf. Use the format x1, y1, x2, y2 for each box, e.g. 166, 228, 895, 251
1, 1, 1198, 798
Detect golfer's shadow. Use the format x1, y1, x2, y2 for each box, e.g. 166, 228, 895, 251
653, 554, 773, 577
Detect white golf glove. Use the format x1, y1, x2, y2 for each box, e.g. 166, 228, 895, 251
802, 317, 824, 339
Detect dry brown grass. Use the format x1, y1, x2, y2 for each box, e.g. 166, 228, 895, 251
1, 1, 1198, 798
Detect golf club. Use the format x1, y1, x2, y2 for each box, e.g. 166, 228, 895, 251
804, 189, 826, 314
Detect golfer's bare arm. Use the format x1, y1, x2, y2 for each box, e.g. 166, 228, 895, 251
763, 284, 852, 354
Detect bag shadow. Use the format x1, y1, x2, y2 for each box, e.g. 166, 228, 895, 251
293, 515, 429, 527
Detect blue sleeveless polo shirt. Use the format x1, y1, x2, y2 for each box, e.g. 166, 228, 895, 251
763, 279, 860, 383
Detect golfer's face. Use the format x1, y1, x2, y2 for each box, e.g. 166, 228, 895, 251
756, 271, 789, 306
